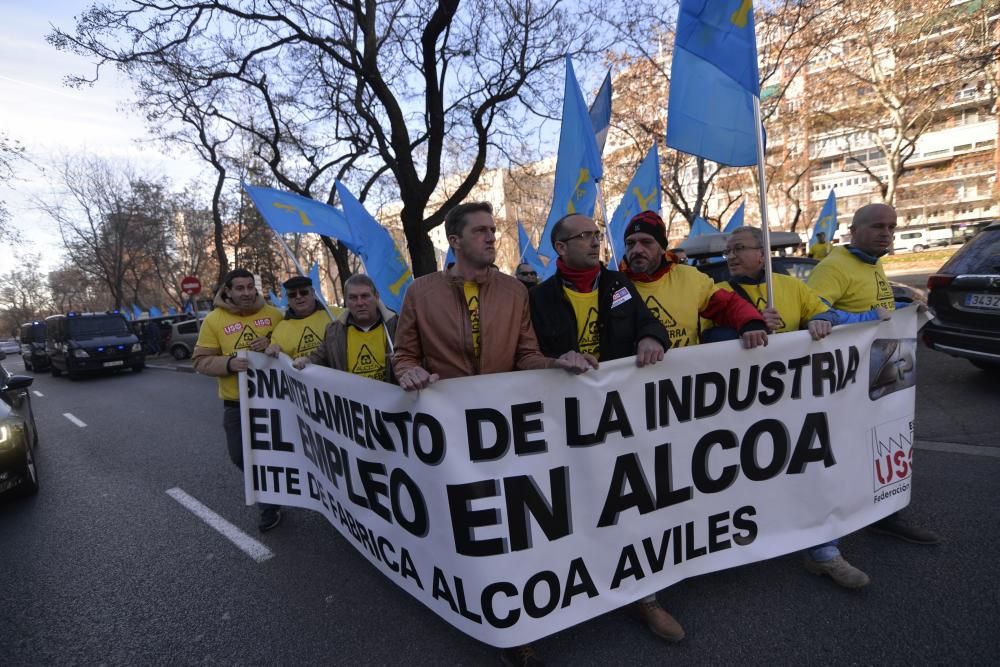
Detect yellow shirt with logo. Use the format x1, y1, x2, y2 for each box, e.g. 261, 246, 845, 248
632, 264, 716, 348
270, 308, 337, 358
464, 281, 481, 358
562, 287, 601, 359
346, 325, 388, 381
808, 241, 832, 259
807, 246, 896, 312
706, 273, 829, 333
196, 304, 284, 400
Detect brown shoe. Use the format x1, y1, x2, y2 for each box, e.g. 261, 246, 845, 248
804, 555, 871, 588
629, 598, 685, 642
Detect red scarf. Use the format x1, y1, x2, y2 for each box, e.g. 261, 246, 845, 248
620, 251, 679, 283
556, 258, 601, 293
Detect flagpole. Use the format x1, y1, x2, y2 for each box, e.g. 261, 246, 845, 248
752, 96, 774, 308
269, 230, 336, 321
596, 183, 619, 268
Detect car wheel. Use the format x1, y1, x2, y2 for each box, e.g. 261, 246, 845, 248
18, 438, 39, 497
23, 357, 32, 371
913, 244, 925, 253
132, 364, 144, 373
51, 365, 62, 377
970, 359, 999, 372
171, 345, 189, 360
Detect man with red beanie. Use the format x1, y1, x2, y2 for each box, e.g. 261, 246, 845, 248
621, 211, 768, 348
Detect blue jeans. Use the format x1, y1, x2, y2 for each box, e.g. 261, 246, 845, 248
224, 403, 278, 512
806, 539, 840, 562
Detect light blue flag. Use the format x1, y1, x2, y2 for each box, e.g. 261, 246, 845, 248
131, 304, 142, 319
811, 190, 838, 243
517, 222, 545, 275
268, 289, 287, 309
167, 306, 178, 316
689, 216, 720, 237
243, 183, 355, 241
443, 247, 455, 269
335, 182, 413, 313
537, 56, 605, 259
609, 144, 661, 264
183, 301, 194, 314
666, 0, 760, 167
723, 202, 745, 233
149, 306, 163, 318
308, 262, 327, 305
589, 70, 613, 155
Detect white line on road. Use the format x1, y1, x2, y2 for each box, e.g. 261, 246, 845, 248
62, 413, 87, 427
915, 439, 1000, 459
33, 390, 44, 397
166, 487, 274, 563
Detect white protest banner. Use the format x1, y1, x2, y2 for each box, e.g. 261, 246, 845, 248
239, 309, 919, 647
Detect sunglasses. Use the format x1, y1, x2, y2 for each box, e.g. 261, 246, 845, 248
518, 271, 538, 277
287, 288, 312, 298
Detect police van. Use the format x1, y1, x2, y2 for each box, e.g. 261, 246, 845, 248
45, 312, 145, 378
19, 321, 49, 371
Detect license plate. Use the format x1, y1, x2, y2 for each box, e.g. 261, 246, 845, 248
103, 360, 124, 367
965, 293, 1000, 310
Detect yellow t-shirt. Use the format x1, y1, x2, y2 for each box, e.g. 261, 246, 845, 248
707, 273, 829, 333
346, 325, 388, 382
807, 246, 896, 312
562, 287, 601, 359
464, 281, 481, 358
808, 241, 832, 259
270, 308, 336, 357
632, 264, 717, 347
196, 304, 284, 400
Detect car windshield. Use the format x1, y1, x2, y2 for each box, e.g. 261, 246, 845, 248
67, 315, 130, 339
942, 229, 1000, 274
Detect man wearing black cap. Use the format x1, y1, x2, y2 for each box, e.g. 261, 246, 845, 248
192, 268, 285, 532
621, 211, 768, 349
264, 275, 337, 360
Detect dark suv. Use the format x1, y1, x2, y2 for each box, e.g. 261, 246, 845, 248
45, 312, 146, 379
922, 222, 1000, 371
19, 321, 49, 371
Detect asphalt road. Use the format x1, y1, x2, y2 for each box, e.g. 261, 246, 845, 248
1, 336, 997, 666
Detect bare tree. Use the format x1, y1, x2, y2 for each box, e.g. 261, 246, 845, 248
49, 0, 604, 277
0, 254, 50, 336
0, 131, 27, 244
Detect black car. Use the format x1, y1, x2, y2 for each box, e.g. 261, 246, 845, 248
922, 222, 1000, 371
0, 351, 39, 497
19, 320, 49, 371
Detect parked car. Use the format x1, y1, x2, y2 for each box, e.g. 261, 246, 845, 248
19, 320, 49, 371
894, 229, 931, 253
681, 231, 924, 304
168, 317, 206, 360
0, 339, 19, 356
45, 311, 145, 379
0, 350, 39, 497
922, 222, 1000, 371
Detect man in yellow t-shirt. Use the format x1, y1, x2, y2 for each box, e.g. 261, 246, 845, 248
808, 204, 941, 549
265, 275, 336, 359
808, 231, 833, 259
192, 268, 284, 532
295, 274, 397, 384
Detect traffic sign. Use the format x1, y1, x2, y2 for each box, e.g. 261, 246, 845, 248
181, 276, 202, 295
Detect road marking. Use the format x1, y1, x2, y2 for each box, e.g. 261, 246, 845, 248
33, 390, 44, 397
63, 413, 87, 427
915, 439, 1000, 459
166, 487, 274, 563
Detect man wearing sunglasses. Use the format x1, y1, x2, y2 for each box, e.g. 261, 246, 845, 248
514, 263, 539, 290
265, 275, 336, 361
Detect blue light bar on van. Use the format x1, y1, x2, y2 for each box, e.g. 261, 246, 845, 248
68, 312, 78, 317
97, 347, 105, 352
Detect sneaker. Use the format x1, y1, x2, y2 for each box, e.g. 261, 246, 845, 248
804, 555, 871, 588
868, 513, 941, 545
628, 598, 685, 642
500, 644, 544, 667
258, 508, 282, 532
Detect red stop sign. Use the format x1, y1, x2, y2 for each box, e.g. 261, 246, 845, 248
181, 276, 202, 295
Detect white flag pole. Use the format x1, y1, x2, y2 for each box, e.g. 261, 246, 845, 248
752, 96, 774, 308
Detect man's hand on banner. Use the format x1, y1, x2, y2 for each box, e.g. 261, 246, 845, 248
554, 350, 599, 374
808, 319, 833, 340
741, 329, 768, 349
248, 335, 270, 352
399, 366, 440, 391
264, 343, 282, 357
635, 337, 665, 367
228, 354, 250, 373
761, 307, 783, 333
875, 307, 892, 321
292, 356, 310, 370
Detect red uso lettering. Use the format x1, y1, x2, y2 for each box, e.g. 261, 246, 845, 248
223, 322, 244, 335
254, 318, 272, 327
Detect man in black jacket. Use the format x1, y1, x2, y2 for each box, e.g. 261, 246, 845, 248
530, 213, 668, 367
529, 213, 681, 642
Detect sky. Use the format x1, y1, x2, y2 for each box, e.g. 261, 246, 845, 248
0, 0, 205, 272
